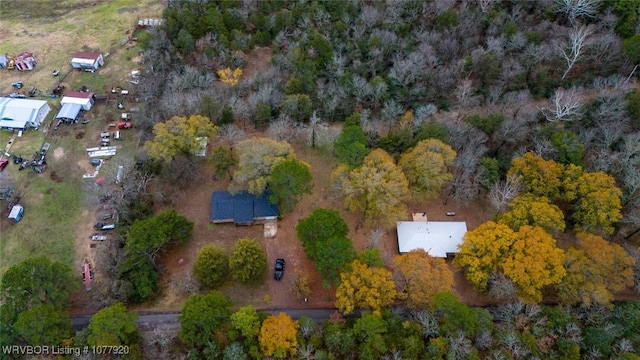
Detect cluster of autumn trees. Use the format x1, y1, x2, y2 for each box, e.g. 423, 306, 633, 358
330, 113, 457, 226
455, 151, 636, 306
2, 256, 638, 359
171, 289, 640, 360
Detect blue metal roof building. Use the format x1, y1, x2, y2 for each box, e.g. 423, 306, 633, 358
210, 191, 279, 225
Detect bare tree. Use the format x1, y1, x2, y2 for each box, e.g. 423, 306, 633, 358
540, 87, 585, 121
412, 310, 440, 338
555, 0, 602, 27
479, 0, 497, 13
489, 174, 524, 211
369, 227, 385, 248
218, 123, 246, 147
559, 25, 593, 79
454, 79, 480, 108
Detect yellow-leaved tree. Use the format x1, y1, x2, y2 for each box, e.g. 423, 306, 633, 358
144, 115, 218, 162
217, 67, 242, 86
508, 152, 564, 199
572, 171, 622, 235
398, 138, 456, 201
335, 260, 397, 316
336, 149, 409, 227
498, 193, 566, 233
454, 221, 566, 302
258, 312, 298, 359
233, 138, 295, 195
392, 249, 454, 309
557, 233, 635, 306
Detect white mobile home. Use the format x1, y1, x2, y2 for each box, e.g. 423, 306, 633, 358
71, 52, 104, 70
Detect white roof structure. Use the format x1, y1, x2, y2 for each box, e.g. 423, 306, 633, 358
397, 221, 468, 257
71, 52, 104, 70
61, 91, 94, 110
0, 98, 51, 130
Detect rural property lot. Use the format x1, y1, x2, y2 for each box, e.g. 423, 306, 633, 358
1, 0, 496, 315
0, 1, 161, 279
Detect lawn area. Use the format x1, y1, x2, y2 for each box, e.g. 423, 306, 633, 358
0, 0, 162, 278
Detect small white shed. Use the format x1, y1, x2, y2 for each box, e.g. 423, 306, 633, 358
60, 91, 95, 110
8, 204, 24, 223
71, 52, 104, 70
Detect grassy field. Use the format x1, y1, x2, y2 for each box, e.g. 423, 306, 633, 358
0, 0, 162, 277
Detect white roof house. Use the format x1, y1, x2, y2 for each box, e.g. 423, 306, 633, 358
0, 98, 51, 130
397, 221, 468, 258
61, 91, 95, 110
71, 52, 104, 70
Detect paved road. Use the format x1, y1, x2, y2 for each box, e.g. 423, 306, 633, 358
71, 308, 348, 331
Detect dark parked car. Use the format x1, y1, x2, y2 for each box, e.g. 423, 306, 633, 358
274, 258, 285, 281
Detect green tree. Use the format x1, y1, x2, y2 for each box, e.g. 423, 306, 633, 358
398, 138, 456, 200
623, 33, 640, 64
296, 208, 349, 257
267, 159, 313, 213
393, 249, 454, 309
464, 114, 505, 136
336, 149, 409, 227
1, 257, 76, 319
551, 131, 584, 166
119, 259, 158, 303
454, 222, 566, 302
229, 238, 267, 284
431, 292, 492, 337
125, 209, 193, 262
144, 115, 219, 162
179, 291, 232, 348
498, 194, 566, 233
335, 260, 397, 316
193, 244, 229, 288
230, 305, 261, 340
87, 302, 139, 347
357, 248, 385, 267
413, 121, 450, 145
280, 94, 313, 122
353, 313, 388, 360
233, 138, 295, 194
312, 236, 356, 288
14, 304, 71, 345
626, 89, 640, 130
477, 157, 501, 188
211, 145, 236, 180
334, 125, 370, 168
557, 233, 635, 306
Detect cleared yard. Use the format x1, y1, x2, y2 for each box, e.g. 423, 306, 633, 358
0, 0, 162, 277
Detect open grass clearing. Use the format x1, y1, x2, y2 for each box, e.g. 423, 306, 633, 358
0, 0, 159, 280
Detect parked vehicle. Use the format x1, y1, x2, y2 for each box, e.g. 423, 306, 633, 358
52, 69, 60, 76
11, 81, 23, 89
91, 234, 107, 241
40, 143, 50, 155
274, 258, 285, 281
117, 121, 132, 129
0, 158, 8, 171
93, 223, 115, 231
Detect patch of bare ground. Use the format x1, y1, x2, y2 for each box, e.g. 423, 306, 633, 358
149, 135, 503, 312
242, 47, 272, 80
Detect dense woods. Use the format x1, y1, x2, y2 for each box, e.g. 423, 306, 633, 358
128, 0, 640, 357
